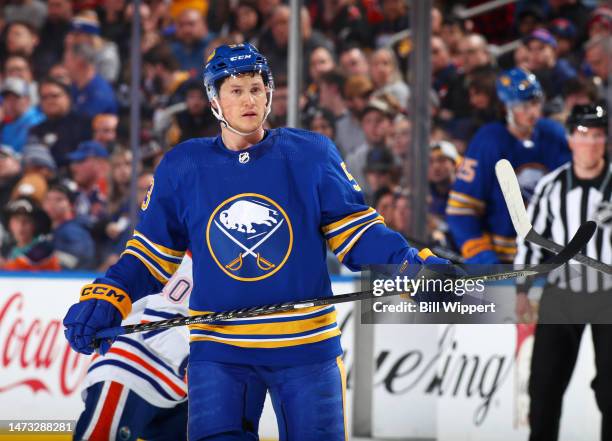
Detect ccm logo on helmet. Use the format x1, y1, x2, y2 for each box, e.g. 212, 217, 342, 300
82, 285, 127, 302
229, 55, 252, 61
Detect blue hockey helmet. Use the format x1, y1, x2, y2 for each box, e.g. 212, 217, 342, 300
496, 68, 543, 107
203, 43, 274, 101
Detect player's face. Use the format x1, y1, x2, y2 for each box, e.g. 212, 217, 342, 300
218, 74, 269, 133
511, 99, 541, 130
569, 126, 606, 170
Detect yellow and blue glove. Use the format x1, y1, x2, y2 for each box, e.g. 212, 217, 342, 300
63, 284, 132, 355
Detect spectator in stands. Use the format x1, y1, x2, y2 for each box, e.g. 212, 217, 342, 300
431, 35, 457, 99
4, 0, 47, 29
125, 2, 162, 54
310, 0, 370, 48
588, 6, 612, 39
428, 140, 458, 221
97, 148, 133, 269
4, 21, 39, 60
92, 113, 119, 151
48, 63, 71, 85
551, 77, 599, 124
524, 28, 576, 102
64, 42, 118, 118
372, 0, 409, 47
97, 0, 130, 58
585, 35, 610, 99
0, 146, 23, 208
363, 147, 398, 200
338, 45, 369, 77
305, 107, 336, 142
3, 54, 39, 105
342, 75, 372, 155
68, 12, 121, 84
34, 0, 73, 78
466, 66, 504, 126
549, 18, 580, 69
372, 187, 395, 229
231, 0, 262, 43
29, 77, 91, 169
441, 33, 495, 123
386, 114, 411, 164
309, 46, 336, 85
346, 97, 395, 196
42, 181, 95, 269
392, 191, 411, 237
166, 80, 218, 145
370, 47, 410, 110
257, 5, 330, 80
67, 140, 109, 230
1, 197, 59, 271
170, 8, 214, 73
11, 143, 57, 204
0, 77, 45, 152
546, 0, 593, 44
440, 15, 466, 66
317, 69, 357, 154
516, 5, 546, 38
428, 140, 459, 249
267, 74, 287, 128
142, 43, 190, 111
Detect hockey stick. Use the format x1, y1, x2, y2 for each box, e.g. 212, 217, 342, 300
495, 159, 612, 276
93, 220, 594, 343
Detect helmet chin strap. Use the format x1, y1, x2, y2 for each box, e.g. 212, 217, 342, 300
211, 89, 275, 137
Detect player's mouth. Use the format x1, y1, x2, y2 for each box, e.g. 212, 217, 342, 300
242, 111, 258, 118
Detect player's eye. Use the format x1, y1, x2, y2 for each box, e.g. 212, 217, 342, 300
251, 87, 263, 95
231, 89, 242, 95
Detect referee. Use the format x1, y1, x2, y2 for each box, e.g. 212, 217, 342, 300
515, 103, 612, 441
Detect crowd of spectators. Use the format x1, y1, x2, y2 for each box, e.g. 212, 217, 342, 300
0, 0, 609, 271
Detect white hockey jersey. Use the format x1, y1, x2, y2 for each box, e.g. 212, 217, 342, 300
83, 255, 193, 408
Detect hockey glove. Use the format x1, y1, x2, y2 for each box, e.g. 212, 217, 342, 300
407, 248, 467, 303
63, 284, 132, 355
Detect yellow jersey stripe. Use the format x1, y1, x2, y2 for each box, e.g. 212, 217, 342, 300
188, 309, 337, 335
448, 191, 485, 207
337, 220, 383, 262
189, 327, 341, 348
133, 230, 185, 258
121, 249, 168, 283
326, 215, 384, 252
321, 208, 376, 235
126, 239, 181, 276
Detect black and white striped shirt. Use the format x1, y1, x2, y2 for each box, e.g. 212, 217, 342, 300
515, 161, 612, 293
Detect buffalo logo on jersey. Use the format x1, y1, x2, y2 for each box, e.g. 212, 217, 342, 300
516, 163, 547, 202
206, 193, 293, 281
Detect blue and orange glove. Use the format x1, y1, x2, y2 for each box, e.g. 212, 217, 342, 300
63, 284, 132, 355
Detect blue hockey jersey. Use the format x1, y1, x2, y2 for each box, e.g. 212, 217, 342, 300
447, 119, 570, 263
96, 128, 421, 365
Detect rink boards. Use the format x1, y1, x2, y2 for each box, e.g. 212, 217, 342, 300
0, 273, 601, 441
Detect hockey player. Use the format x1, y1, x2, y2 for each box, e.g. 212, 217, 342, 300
63, 43, 459, 441
447, 68, 571, 263
73, 255, 192, 441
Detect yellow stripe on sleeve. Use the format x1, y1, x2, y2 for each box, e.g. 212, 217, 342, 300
321, 208, 376, 235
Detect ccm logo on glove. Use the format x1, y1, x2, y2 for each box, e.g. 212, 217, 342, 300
79, 284, 132, 319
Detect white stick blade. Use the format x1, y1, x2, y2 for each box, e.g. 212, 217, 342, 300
495, 159, 532, 238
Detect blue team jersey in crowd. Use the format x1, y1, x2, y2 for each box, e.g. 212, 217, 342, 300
447, 119, 571, 262
97, 128, 420, 365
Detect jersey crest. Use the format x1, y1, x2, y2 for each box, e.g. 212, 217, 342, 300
206, 193, 293, 281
